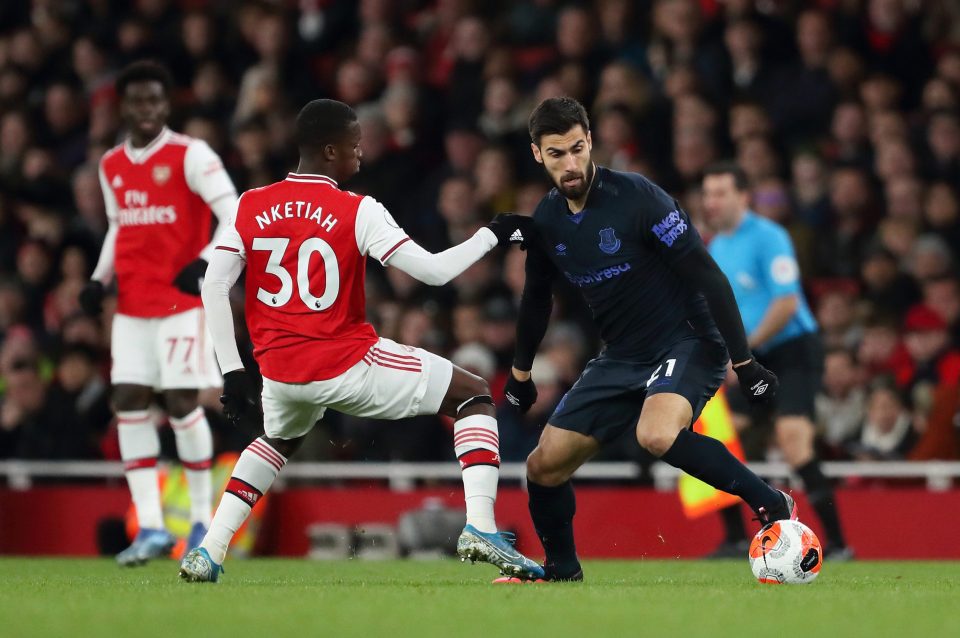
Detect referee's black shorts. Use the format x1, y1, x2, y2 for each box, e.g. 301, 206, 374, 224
754, 332, 824, 419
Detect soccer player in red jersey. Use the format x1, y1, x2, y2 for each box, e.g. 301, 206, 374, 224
179, 99, 542, 582
79, 61, 237, 566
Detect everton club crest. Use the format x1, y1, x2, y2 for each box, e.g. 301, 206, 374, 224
598, 227, 621, 254
152, 164, 171, 185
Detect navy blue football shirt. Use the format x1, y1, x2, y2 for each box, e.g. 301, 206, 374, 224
527, 165, 721, 360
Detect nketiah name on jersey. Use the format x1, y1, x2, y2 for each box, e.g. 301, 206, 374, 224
253, 200, 338, 231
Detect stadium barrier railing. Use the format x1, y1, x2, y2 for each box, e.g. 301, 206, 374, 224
1, 460, 958, 490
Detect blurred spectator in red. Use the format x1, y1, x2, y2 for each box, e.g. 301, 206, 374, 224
922, 276, 960, 347
897, 305, 960, 425
858, 316, 908, 381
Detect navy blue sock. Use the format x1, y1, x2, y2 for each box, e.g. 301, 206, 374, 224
661, 429, 781, 512
527, 479, 580, 577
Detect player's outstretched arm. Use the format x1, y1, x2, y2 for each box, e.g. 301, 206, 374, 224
357, 196, 531, 286
200, 248, 246, 375
387, 214, 529, 285
505, 241, 556, 413
670, 243, 779, 402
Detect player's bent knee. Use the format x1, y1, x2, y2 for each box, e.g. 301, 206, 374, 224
635, 426, 680, 458
526, 449, 570, 487
441, 367, 493, 417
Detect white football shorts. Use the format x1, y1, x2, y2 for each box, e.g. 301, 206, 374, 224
261, 337, 454, 440
111, 307, 222, 390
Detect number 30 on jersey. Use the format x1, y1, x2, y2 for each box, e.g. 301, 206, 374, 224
252, 237, 339, 311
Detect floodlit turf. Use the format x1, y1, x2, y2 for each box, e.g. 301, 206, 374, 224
0, 558, 956, 638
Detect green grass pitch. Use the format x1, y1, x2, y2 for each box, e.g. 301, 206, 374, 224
1, 558, 956, 638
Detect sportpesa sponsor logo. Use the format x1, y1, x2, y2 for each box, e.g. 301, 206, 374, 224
117, 206, 177, 225
563, 262, 632, 286
651, 210, 687, 247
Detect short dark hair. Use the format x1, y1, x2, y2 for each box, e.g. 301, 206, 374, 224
295, 99, 357, 153
115, 60, 173, 98
528, 97, 590, 146
703, 161, 749, 192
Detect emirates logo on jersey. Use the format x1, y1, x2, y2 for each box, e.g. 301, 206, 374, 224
152, 164, 172, 185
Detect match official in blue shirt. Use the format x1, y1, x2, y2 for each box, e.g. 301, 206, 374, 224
702, 162, 850, 559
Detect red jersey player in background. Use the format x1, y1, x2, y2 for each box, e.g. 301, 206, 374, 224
78, 61, 237, 566
179, 99, 543, 583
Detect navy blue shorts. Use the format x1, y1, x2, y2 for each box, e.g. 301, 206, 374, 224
549, 337, 729, 443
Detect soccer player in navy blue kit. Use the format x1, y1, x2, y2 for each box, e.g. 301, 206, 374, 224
702, 163, 850, 559
504, 97, 797, 582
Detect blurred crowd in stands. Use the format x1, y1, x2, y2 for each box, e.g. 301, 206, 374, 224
0, 0, 958, 470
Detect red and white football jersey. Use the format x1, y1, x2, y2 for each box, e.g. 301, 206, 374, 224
99, 128, 236, 318
218, 172, 410, 383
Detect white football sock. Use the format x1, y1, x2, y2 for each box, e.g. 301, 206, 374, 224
454, 413, 500, 534
201, 438, 286, 564
117, 410, 165, 531
170, 407, 214, 525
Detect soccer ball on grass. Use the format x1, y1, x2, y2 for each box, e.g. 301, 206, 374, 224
748, 519, 822, 584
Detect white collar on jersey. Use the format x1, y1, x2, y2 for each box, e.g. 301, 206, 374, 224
285, 172, 338, 186
124, 127, 172, 164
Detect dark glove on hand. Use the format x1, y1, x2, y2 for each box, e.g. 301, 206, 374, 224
173, 258, 208, 296
504, 372, 538, 414
220, 370, 261, 428
78, 280, 105, 316
734, 360, 779, 404
485, 214, 535, 248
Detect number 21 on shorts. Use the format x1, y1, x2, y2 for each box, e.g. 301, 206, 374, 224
646, 358, 676, 387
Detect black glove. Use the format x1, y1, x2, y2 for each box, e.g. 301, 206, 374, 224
504, 371, 538, 414
78, 280, 105, 316
173, 258, 208, 295
486, 214, 534, 248
220, 370, 261, 429
734, 360, 779, 404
